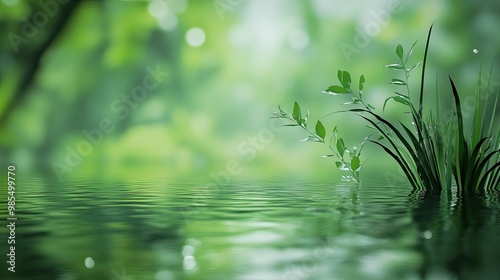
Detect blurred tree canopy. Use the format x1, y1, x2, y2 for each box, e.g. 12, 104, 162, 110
0, 0, 499, 182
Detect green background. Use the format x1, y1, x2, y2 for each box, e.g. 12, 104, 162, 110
1, 0, 499, 183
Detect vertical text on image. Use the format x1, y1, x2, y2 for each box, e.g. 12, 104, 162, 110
6, 165, 17, 273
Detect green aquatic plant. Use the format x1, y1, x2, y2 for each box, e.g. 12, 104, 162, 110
275, 25, 500, 193
273, 102, 366, 182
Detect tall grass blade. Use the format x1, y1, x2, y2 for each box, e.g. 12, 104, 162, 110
418, 24, 434, 119
472, 66, 483, 146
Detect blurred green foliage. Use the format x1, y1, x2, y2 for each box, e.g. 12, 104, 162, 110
0, 0, 499, 182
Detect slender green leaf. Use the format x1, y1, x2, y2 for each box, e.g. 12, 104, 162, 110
419, 24, 434, 119
449, 76, 469, 192
351, 156, 360, 171
325, 85, 349, 94
366, 124, 379, 132
407, 62, 422, 75
405, 41, 418, 63
399, 122, 440, 188
278, 105, 285, 114
383, 97, 391, 112
299, 109, 309, 128
335, 161, 349, 171
342, 71, 352, 89
315, 120, 326, 141
390, 78, 406, 85
384, 63, 404, 70
292, 102, 301, 122
478, 159, 500, 188
299, 119, 307, 128
485, 64, 498, 137
383, 96, 410, 111
487, 87, 500, 145
301, 136, 322, 142
354, 110, 422, 187
337, 138, 346, 157
394, 96, 410, 106
396, 44, 404, 59
359, 75, 365, 91
472, 68, 483, 146
466, 137, 489, 187
369, 140, 421, 189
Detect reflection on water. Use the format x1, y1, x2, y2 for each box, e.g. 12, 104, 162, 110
409, 188, 500, 280
0, 178, 499, 279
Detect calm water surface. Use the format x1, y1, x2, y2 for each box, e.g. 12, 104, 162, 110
1, 178, 500, 280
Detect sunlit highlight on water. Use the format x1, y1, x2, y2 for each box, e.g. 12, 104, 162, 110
84, 257, 95, 269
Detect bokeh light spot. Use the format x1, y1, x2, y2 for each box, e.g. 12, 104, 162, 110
289, 29, 310, 50
186, 27, 206, 47
84, 257, 95, 269
2, 0, 18, 6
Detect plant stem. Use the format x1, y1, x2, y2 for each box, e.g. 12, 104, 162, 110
282, 114, 360, 182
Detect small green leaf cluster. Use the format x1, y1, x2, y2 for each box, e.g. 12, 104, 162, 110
323, 70, 374, 110
383, 42, 421, 111
273, 102, 365, 182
